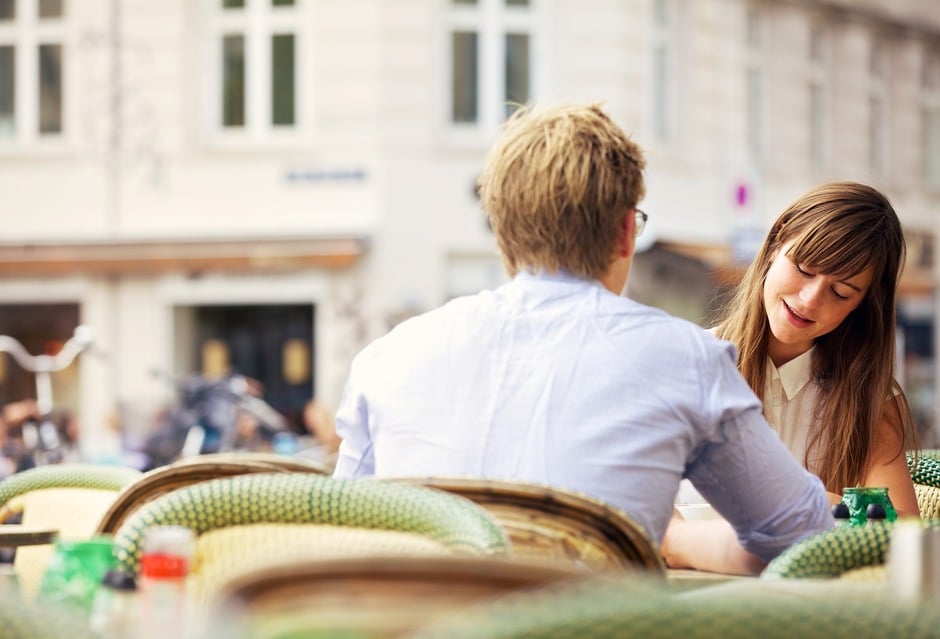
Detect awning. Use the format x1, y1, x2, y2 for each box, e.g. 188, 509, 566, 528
0, 235, 370, 277
653, 238, 934, 297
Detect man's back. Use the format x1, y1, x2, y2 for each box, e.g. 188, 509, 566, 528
333, 270, 825, 553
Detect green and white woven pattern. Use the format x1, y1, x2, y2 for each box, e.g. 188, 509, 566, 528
406, 575, 940, 639
113, 473, 511, 575
761, 522, 892, 579
907, 452, 940, 487
915, 484, 940, 520
0, 463, 142, 509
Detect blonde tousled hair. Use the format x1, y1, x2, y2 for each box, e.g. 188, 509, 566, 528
477, 103, 646, 279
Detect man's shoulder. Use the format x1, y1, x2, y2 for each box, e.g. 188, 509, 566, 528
363, 291, 494, 350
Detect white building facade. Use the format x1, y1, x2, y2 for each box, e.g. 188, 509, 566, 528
1, 0, 939, 455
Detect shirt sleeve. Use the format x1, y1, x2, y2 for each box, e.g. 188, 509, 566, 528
687, 340, 834, 562
331, 357, 376, 478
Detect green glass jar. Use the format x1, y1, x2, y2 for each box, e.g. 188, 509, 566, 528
840, 487, 898, 527
38, 536, 117, 613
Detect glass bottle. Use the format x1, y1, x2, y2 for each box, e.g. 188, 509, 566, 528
89, 568, 137, 639
840, 486, 898, 526
37, 536, 117, 613
138, 526, 195, 639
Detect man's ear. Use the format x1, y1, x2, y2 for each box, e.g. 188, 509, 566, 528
617, 211, 635, 258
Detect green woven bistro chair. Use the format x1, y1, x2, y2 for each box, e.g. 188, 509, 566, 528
0, 463, 142, 601
761, 522, 894, 580
0, 463, 142, 520
404, 572, 940, 639
907, 452, 940, 487
391, 476, 665, 575
95, 454, 327, 535
112, 473, 512, 578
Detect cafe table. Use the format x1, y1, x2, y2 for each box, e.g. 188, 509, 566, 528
0, 525, 58, 549
667, 568, 755, 591
0, 524, 58, 599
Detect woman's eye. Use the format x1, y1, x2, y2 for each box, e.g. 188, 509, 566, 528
832, 289, 850, 301
795, 264, 812, 276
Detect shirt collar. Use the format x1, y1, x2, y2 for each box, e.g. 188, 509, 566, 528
767, 347, 815, 400
514, 268, 598, 286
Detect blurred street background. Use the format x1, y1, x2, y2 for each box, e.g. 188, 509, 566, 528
0, 0, 939, 463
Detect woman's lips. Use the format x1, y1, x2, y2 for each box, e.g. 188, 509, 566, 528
783, 300, 813, 327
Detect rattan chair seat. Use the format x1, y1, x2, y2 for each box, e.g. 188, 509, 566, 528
391, 477, 665, 575
209, 555, 587, 639
915, 483, 940, 519
192, 522, 455, 607
838, 564, 887, 582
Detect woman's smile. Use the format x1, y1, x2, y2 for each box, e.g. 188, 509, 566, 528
763, 242, 872, 366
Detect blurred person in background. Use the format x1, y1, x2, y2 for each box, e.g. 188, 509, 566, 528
0, 399, 40, 476
299, 398, 339, 470
332, 102, 833, 575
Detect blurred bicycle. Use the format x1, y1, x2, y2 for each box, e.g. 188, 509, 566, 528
0, 325, 93, 472
141, 370, 293, 470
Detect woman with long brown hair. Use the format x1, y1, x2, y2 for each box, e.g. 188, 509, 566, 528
714, 181, 918, 516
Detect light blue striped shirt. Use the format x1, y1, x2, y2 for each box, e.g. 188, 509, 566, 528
333, 270, 833, 561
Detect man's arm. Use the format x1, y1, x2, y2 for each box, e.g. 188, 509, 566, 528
331, 362, 376, 478
677, 342, 834, 569
661, 513, 766, 575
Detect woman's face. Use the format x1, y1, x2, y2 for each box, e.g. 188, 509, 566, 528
762, 241, 873, 366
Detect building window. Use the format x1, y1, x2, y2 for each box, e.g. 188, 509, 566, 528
744, 5, 766, 162
869, 39, 888, 178
0, 0, 66, 144
924, 52, 940, 187
808, 22, 829, 168
446, 0, 540, 131
650, 0, 678, 143
208, 0, 300, 137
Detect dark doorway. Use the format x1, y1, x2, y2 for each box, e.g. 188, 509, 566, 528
175, 304, 315, 431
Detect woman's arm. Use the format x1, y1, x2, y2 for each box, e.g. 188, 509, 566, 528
860, 395, 919, 518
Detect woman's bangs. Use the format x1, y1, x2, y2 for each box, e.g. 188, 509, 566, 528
787, 225, 880, 279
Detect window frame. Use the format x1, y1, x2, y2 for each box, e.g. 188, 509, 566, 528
807, 20, 830, 169
442, 0, 546, 146
0, 0, 69, 152
204, 0, 306, 146
649, 0, 681, 146
743, 3, 767, 164
924, 50, 940, 189
868, 37, 889, 179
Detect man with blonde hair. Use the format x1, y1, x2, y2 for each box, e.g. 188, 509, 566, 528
333, 103, 832, 574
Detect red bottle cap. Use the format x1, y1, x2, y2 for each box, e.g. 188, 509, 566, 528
140, 552, 189, 579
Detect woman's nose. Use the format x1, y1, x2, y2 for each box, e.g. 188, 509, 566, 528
799, 280, 826, 308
